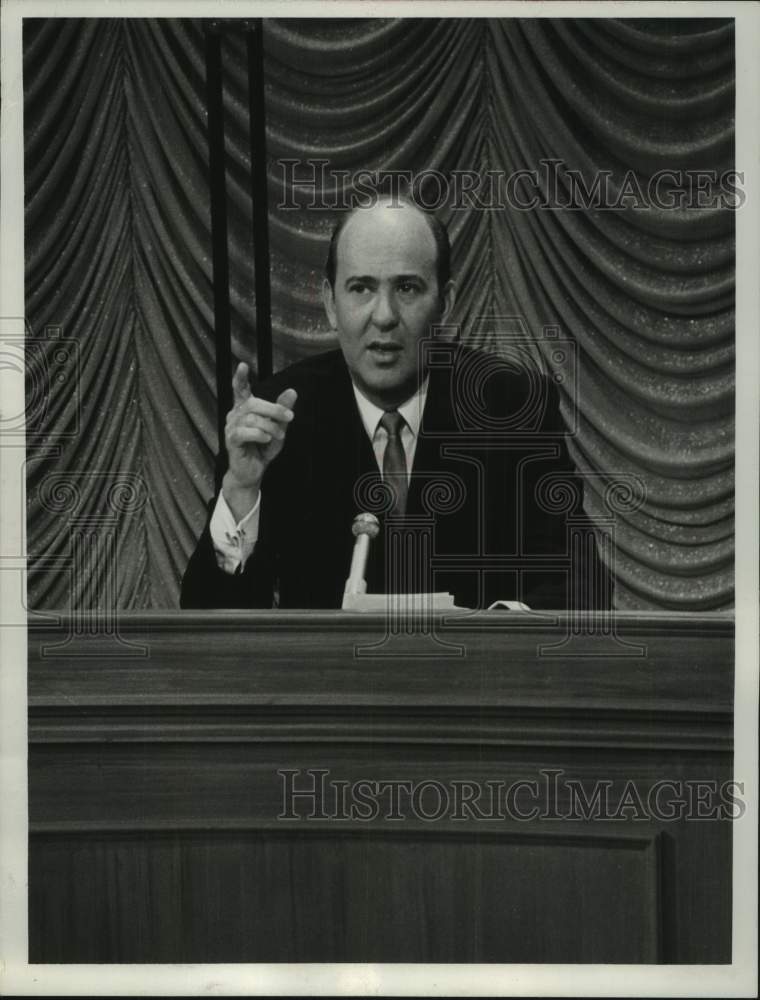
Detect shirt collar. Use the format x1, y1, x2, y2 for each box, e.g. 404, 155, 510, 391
351, 376, 429, 441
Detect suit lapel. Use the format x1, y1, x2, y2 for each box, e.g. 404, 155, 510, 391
316, 354, 377, 521
407, 363, 457, 515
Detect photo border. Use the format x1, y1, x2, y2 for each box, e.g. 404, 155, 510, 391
1, 1, 757, 995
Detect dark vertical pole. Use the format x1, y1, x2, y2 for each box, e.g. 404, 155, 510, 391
246, 19, 273, 381
205, 23, 233, 484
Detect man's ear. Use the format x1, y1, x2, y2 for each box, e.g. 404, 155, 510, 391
439, 279, 456, 321
322, 278, 338, 330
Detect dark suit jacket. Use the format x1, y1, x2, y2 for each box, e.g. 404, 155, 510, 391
181, 346, 611, 610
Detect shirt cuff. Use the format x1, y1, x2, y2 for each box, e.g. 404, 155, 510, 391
209, 490, 261, 574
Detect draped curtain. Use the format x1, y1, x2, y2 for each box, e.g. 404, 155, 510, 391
24, 17, 734, 610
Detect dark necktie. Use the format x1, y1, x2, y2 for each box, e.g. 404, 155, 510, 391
379, 410, 408, 516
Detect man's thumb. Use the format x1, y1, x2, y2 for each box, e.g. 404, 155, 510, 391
277, 387, 298, 411
232, 362, 251, 403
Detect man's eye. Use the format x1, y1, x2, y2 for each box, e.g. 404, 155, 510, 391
348, 283, 369, 294
397, 281, 420, 295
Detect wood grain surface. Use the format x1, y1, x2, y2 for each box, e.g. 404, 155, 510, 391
28, 611, 734, 963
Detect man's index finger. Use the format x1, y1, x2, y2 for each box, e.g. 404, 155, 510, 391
232, 362, 252, 404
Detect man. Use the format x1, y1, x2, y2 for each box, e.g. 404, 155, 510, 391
181, 197, 610, 610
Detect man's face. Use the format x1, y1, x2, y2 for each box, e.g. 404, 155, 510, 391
322, 203, 455, 409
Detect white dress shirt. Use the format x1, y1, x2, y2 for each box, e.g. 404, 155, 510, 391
210, 377, 429, 574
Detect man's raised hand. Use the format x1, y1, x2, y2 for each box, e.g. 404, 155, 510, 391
222, 362, 297, 521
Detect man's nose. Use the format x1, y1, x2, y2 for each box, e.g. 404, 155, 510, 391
371, 289, 399, 329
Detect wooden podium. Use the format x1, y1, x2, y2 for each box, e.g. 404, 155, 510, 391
28, 610, 734, 963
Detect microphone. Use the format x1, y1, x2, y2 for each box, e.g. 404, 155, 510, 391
344, 512, 380, 596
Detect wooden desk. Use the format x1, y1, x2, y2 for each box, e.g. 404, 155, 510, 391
28, 611, 734, 963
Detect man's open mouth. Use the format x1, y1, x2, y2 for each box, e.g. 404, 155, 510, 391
367, 342, 403, 359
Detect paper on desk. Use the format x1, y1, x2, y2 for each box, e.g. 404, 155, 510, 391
342, 592, 458, 612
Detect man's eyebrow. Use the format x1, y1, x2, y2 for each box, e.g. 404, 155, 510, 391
343, 274, 377, 285
343, 273, 427, 284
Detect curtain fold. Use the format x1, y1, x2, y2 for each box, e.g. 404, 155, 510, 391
24, 16, 734, 610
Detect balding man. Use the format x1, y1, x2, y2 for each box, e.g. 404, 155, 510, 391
181, 198, 610, 610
